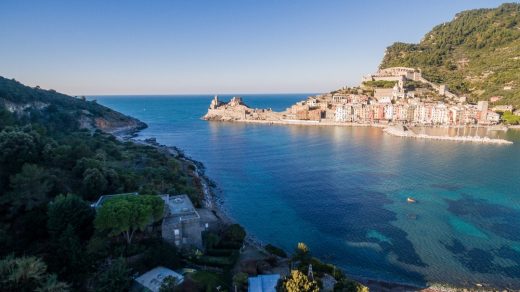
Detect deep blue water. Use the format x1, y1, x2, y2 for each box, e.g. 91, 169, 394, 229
94, 94, 520, 288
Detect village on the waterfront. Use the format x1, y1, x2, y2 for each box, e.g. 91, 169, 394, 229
206, 67, 519, 127
204, 67, 517, 144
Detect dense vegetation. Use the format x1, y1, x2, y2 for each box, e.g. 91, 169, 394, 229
502, 111, 520, 124
0, 77, 206, 290
380, 3, 520, 105
362, 80, 397, 88
95, 195, 165, 245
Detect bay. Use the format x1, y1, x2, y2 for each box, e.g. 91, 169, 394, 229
95, 94, 520, 288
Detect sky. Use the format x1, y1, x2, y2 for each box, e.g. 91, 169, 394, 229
0, 0, 515, 95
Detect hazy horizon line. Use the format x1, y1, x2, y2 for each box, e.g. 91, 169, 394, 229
84, 91, 322, 97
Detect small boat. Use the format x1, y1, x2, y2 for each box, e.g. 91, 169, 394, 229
407, 213, 418, 220
407, 197, 416, 203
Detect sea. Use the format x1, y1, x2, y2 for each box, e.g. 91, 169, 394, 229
94, 94, 520, 289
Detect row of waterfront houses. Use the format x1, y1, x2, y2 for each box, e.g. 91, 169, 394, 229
288, 93, 501, 125
333, 100, 499, 125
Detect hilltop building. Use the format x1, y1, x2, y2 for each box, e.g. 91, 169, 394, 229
362, 67, 422, 83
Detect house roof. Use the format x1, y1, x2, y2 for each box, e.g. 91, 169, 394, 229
91, 192, 138, 209
248, 274, 280, 292
134, 266, 184, 292
162, 194, 200, 222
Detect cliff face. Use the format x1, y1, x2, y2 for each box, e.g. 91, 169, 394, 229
204, 96, 249, 121
93, 116, 147, 134
380, 3, 520, 105
0, 76, 147, 134
203, 96, 282, 122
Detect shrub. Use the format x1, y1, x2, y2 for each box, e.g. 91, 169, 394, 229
265, 244, 287, 258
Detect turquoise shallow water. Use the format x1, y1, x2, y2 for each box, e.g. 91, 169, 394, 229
95, 95, 520, 288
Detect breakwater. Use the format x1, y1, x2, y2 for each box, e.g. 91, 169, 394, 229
384, 125, 513, 145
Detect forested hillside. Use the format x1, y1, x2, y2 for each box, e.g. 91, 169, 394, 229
0, 77, 204, 290
380, 3, 520, 105
0, 77, 147, 133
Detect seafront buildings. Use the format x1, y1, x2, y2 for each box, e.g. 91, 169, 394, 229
292, 92, 498, 126
286, 67, 509, 126
205, 67, 515, 127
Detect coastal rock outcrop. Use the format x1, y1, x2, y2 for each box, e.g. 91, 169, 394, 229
203, 96, 281, 122
0, 77, 147, 135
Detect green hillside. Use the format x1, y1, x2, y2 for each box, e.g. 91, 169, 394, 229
380, 3, 520, 105
0, 77, 147, 133
0, 77, 205, 289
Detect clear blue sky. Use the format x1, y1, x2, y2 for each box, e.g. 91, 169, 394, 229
0, 0, 514, 95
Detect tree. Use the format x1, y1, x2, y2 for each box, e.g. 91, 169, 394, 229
202, 231, 220, 250
265, 244, 287, 258
47, 194, 95, 240
46, 195, 94, 284
35, 275, 70, 292
4, 164, 53, 211
51, 225, 89, 282
280, 270, 319, 292
93, 258, 130, 292
0, 255, 68, 292
82, 168, 107, 200
294, 242, 310, 262
0, 107, 15, 130
159, 275, 181, 292
223, 224, 246, 243
94, 195, 164, 244
334, 278, 369, 292
140, 241, 180, 270
297, 242, 309, 253
0, 254, 46, 291
232, 272, 248, 291
0, 129, 40, 174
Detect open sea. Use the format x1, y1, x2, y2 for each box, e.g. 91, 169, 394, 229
95, 94, 520, 289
